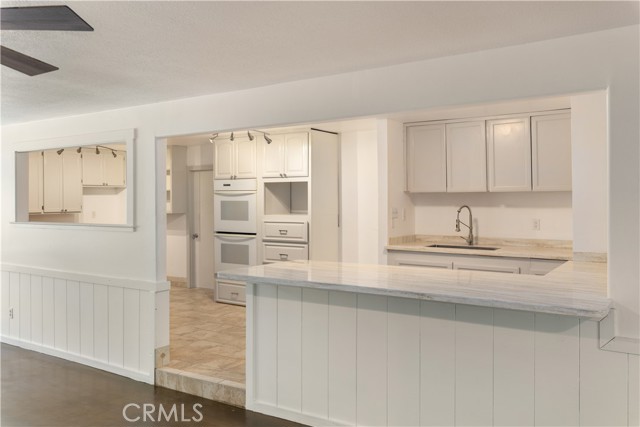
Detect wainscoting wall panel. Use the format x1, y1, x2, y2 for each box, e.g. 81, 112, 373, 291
247, 283, 635, 427
0, 265, 166, 384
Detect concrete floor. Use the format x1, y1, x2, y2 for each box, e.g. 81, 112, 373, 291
1, 343, 304, 427
166, 287, 245, 384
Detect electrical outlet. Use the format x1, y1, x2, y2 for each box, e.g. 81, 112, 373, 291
9, 308, 14, 319
391, 207, 399, 220
531, 218, 541, 231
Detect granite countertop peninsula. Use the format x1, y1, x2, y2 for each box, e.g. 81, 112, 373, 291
217, 259, 610, 320
386, 235, 574, 260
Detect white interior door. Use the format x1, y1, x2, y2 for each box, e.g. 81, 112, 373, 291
190, 170, 215, 289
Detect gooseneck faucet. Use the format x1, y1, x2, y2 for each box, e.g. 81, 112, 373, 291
455, 205, 474, 245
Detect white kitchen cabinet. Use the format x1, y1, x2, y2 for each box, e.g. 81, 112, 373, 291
531, 113, 572, 191
214, 137, 257, 180
263, 243, 309, 263
82, 149, 126, 187
216, 280, 246, 305
487, 117, 532, 192
446, 121, 487, 192
387, 250, 565, 276
28, 151, 44, 214
166, 145, 187, 214
262, 132, 309, 178
43, 149, 82, 213
406, 124, 446, 192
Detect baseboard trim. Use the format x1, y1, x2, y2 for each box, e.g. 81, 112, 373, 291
1, 336, 155, 384
247, 402, 351, 427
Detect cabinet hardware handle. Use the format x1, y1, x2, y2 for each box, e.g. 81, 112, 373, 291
231, 292, 239, 300
279, 254, 288, 260
279, 173, 283, 177
284, 173, 287, 177
279, 230, 288, 235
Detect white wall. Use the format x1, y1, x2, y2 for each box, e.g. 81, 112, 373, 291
571, 92, 608, 254
340, 129, 379, 264
2, 25, 638, 379
384, 119, 415, 239
81, 188, 127, 225
413, 192, 573, 241
166, 214, 187, 279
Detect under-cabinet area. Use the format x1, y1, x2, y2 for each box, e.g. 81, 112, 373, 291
18, 142, 128, 225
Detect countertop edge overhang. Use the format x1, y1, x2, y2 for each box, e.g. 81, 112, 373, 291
216, 260, 611, 320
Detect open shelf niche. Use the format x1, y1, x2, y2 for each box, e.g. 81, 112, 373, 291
264, 181, 308, 215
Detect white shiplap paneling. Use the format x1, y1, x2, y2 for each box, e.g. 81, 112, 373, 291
493, 309, 535, 426
579, 320, 628, 426
301, 288, 328, 419
30, 275, 43, 345
53, 278, 67, 350
630, 354, 640, 427
41, 277, 54, 347
327, 291, 357, 425
19, 274, 31, 341
455, 305, 494, 427
1, 268, 161, 384
356, 294, 387, 427
277, 286, 302, 412
79, 282, 94, 358
108, 287, 124, 367
254, 284, 278, 406
534, 313, 580, 426
93, 284, 109, 363
420, 301, 455, 427
123, 288, 140, 371
387, 297, 420, 427
66, 280, 80, 354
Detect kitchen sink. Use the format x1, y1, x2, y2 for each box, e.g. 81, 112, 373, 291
427, 244, 499, 251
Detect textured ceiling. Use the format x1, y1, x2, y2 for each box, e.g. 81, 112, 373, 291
1, 1, 638, 125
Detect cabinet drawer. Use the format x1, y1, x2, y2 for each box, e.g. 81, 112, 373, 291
216, 281, 246, 305
263, 243, 309, 262
263, 221, 308, 242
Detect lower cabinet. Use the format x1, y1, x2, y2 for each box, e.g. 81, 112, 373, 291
263, 243, 309, 263
216, 280, 246, 305
388, 251, 565, 276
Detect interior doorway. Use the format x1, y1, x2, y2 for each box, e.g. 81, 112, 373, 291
188, 169, 214, 289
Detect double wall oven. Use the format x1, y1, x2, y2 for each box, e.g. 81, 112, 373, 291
214, 179, 257, 305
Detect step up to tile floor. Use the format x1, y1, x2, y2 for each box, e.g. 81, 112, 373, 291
156, 367, 245, 408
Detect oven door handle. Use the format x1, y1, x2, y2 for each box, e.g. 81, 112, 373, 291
214, 233, 256, 242
214, 191, 256, 196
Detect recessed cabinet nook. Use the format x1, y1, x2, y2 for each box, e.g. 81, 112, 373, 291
405, 110, 572, 193
214, 128, 339, 305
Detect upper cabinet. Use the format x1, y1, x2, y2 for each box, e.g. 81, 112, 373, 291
487, 117, 532, 192
82, 148, 126, 187
262, 132, 309, 178
406, 110, 572, 193
214, 137, 256, 180
406, 124, 446, 192
43, 149, 82, 213
446, 121, 487, 192
531, 113, 572, 191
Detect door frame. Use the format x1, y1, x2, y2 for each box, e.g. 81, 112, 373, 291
187, 166, 213, 288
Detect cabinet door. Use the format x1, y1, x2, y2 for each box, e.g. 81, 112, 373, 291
406, 124, 446, 192
104, 150, 126, 186
234, 138, 257, 179
446, 121, 487, 192
487, 117, 532, 192
28, 151, 44, 213
283, 132, 309, 177
214, 139, 235, 179
531, 113, 572, 191
81, 149, 104, 186
43, 150, 64, 213
262, 134, 284, 178
62, 151, 83, 212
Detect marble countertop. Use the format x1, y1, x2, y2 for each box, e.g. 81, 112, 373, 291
386, 236, 573, 260
216, 260, 610, 320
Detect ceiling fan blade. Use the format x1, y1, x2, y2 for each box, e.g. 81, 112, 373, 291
1, 45, 58, 76
1, 5, 93, 31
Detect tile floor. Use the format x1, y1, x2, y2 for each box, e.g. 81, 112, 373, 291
166, 286, 246, 384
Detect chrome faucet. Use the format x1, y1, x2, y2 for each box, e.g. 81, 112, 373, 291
455, 205, 474, 245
